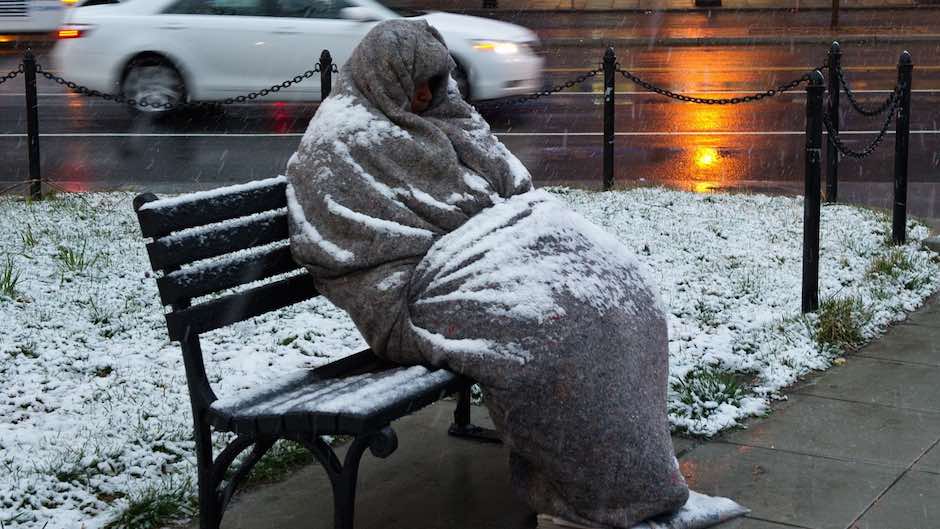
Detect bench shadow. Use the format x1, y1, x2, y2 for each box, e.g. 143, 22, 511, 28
218, 401, 537, 529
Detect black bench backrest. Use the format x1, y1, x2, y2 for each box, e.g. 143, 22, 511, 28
133, 176, 319, 342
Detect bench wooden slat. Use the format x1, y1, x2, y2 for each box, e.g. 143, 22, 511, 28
207, 363, 461, 436
136, 177, 287, 239
207, 353, 378, 435
341, 378, 463, 433
147, 213, 289, 271
156, 245, 301, 306
165, 273, 318, 341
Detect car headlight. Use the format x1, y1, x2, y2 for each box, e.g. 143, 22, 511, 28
471, 40, 520, 55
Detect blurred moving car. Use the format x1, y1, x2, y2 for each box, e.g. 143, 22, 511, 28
51, 0, 544, 111
1, 0, 74, 34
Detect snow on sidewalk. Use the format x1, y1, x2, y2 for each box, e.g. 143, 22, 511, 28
0, 187, 937, 528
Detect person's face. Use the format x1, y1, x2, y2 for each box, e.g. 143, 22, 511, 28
411, 81, 432, 113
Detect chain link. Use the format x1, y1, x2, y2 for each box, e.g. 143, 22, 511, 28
617, 64, 811, 105
836, 65, 898, 117
34, 62, 333, 110
0, 63, 24, 86
823, 85, 901, 159
476, 68, 601, 111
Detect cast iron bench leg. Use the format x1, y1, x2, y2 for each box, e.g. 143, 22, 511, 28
448, 383, 502, 443
301, 428, 399, 529
194, 419, 223, 529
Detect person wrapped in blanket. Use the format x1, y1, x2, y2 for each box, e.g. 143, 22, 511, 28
285, 19, 746, 529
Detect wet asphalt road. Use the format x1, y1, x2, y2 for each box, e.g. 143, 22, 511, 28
1, 10, 939, 218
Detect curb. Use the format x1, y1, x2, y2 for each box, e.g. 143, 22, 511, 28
541, 33, 940, 46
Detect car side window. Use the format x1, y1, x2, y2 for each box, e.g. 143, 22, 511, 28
274, 0, 353, 19
164, 0, 271, 16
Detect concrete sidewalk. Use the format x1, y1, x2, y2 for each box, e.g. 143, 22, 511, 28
217, 294, 940, 529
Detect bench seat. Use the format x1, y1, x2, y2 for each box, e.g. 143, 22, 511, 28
208, 351, 461, 437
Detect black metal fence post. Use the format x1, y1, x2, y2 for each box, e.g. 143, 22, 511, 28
320, 50, 333, 100
826, 41, 841, 203
24, 50, 41, 201
892, 51, 913, 245
802, 70, 825, 314
603, 47, 615, 191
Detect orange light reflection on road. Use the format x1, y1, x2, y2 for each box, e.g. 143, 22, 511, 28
54, 181, 92, 192
694, 147, 719, 169
654, 49, 752, 193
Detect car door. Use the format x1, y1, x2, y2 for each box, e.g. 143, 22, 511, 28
158, 0, 283, 98
268, 0, 379, 101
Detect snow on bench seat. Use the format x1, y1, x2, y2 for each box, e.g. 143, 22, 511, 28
209, 365, 458, 435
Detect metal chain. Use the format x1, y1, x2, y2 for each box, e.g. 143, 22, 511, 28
836, 65, 898, 117
617, 64, 811, 105
0, 63, 24, 85
33, 62, 333, 110
476, 68, 601, 110
823, 86, 901, 159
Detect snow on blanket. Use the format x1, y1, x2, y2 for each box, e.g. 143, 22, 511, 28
0, 188, 937, 528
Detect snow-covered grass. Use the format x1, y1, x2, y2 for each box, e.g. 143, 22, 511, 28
0, 187, 937, 529
555, 186, 939, 435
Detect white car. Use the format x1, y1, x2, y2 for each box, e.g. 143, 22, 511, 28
51, 0, 544, 111
1, 0, 73, 34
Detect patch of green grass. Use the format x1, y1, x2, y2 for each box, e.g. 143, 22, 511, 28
86, 297, 114, 326
0, 258, 21, 300
0, 512, 43, 527
903, 273, 932, 292
55, 242, 99, 276
20, 224, 38, 249
670, 367, 746, 420
106, 479, 196, 529
35, 443, 124, 491
242, 440, 315, 487
693, 297, 723, 328
867, 248, 914, 279
37, 446, 94, 486
8, 341, 39, 359
815, 295, 872, 352
731, 269, 762, 299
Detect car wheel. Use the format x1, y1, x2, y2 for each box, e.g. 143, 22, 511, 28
452, 59, 471, 101
122, 57, 186, 113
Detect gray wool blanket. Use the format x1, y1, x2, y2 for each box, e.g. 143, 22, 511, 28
286, 19, 746, 529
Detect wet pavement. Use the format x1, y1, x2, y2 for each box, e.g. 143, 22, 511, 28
211, 294, 940, 529
437, 6, 940, 43
1, 11, 939, 222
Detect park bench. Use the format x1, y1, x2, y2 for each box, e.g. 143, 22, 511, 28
132, 176, 497, 529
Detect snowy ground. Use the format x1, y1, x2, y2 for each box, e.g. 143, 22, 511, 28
0, 187, 937, 528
